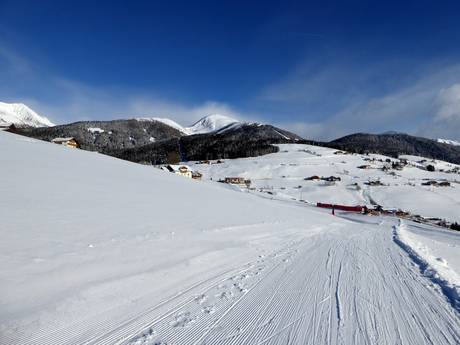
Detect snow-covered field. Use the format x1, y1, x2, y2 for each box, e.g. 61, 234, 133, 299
193, 144, 460, 223
1, 131, 460, 344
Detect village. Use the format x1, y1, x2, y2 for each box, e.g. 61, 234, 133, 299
184, 144, 460, 232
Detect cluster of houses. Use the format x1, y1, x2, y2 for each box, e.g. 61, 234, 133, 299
358, 157, 408, 172
421, 180, 451, 187
364, 180, 386, 186
304, 175, 341, 182
195, 159, 225, 165
160, 165, 251, 188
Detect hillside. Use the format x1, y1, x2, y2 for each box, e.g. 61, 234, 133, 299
110, 123, 307, 164
17, 119, 184, 152
15, 112, 309, 163
329, 132, 460, 164
1, 130, 460, 345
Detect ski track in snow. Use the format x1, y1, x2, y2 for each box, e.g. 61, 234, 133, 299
13, 218, 459, 345
122, 218, 460, 345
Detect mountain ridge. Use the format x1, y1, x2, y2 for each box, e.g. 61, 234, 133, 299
328, 132, 460, 164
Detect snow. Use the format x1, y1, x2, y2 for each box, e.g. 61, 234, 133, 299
273, 129, 290, 140
394, 220, 460, 310
136, 115, 242, 135
88, 127, 105, 134
185, 114, 240, 134
1, 131, 460, 344
0, 101, 54, 127
136, 117, 189, 134
51, 137, 75, 142
438, 138, 460, 146
192, 144, 460, 223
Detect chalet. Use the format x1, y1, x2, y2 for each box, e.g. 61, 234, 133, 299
224, 177, 245, 184
322, 176, 341, 182
51, 137, 80, 148
305, 175, 321, 181
224, 177, 251, 188
163, 164, 193, 178
391, 162, 405, 170
365, 180, 385, 186
438, 181, 451, 187
421, 180, 438, 186
191, 171, 203, 180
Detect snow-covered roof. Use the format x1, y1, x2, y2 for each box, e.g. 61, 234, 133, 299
51, 137, 76, 142
166, 164, 192, 172
87, 127, 104, 134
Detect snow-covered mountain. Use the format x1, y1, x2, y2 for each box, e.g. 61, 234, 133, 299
136, 114, 240, 135
437, 138, 460, 146
136, 117, 187, 134
184, 114, 240, 135
0, 101, 54, 127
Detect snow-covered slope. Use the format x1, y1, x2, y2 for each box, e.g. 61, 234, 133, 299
185, 114, 240, 134
2, 131, 460, 345
136, 117, 187, 134
135, 114, 240, 135
0, 130, 326, 344
0, 102, 54, 127
438, 138, 460, 146
193, 144, 460, 223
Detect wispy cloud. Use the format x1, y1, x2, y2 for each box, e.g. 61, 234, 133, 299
0, 43, 31, 74
24, 79, 248, 126
261, 56, 460, 141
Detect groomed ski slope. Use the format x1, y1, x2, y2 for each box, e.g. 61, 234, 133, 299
0, 131, 459, 344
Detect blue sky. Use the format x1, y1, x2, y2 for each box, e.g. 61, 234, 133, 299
1, 0, 460, 140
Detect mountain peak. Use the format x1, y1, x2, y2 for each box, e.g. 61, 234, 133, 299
0, 102, 54, 127
185, 114, 240, 135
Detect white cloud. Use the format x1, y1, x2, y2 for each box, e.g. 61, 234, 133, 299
436, 84, 460, 121
25, 86, 248, 127
262, 58, 460, 142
